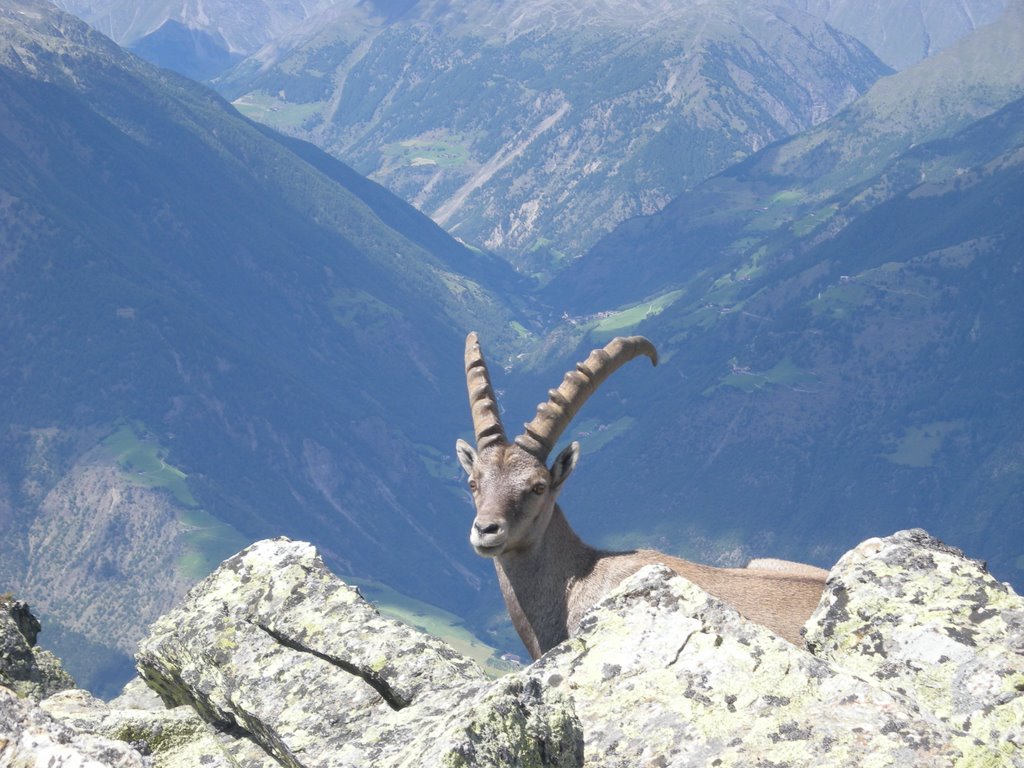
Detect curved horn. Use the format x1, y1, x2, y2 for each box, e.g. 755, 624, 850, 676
464, 332, 508, 451
515, 336, 658, 459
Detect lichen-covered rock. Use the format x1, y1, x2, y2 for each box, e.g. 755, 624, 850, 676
335, 674, 582, 768
41, 680, 276, 768
134, 537, 579, 767
0, 597, 75, 701
21, 529, 1017, 767
522, 563, 1002, 767
805, 528, 1024, 766
0, 686, 147, 767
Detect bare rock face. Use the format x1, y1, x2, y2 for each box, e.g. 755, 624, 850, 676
805, 528, 1024, 764
0, 687, 147, 767
524, 565, 1001, 767
133, 537, 582, 768
5, 529, 1021, 766
39, 681, 277, 768
0, 598, 75, 702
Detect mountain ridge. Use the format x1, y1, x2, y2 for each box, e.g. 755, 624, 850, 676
1, 0, 524, 694
548, 1, 1024, 310
522, 89, 1024, 590
215, 0, 890, 272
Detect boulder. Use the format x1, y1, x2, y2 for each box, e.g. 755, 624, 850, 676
0, 686, 146, 767
40, 680, 276, 768
0, 597, 75, 701
524, 564, 999, 767
134, 537, 581, 767
805, 528, 1024, 766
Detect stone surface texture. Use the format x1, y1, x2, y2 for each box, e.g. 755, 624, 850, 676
0, 686, 147, 767
133, 537, 580, 768
0, 598, 75, 702
527, 567, 1003, 767
805, 528, 1024, 766
3, 529, 1022, 767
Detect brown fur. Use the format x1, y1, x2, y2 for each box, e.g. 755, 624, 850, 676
457, 441, 827, 659
458, 334, 827, 659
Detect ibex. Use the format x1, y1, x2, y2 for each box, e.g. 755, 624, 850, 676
456, 333, 828, 660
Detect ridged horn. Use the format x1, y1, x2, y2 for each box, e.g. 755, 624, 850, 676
464, 332, 508, 451
515, 336, 658, 459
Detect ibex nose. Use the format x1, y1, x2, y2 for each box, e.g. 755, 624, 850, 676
470, 518, 507, 556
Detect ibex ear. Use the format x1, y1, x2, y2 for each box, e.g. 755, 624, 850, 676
550, 441, 580, 490
455, 439, 477, 477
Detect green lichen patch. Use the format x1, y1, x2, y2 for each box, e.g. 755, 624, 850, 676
805, 530, 1024, 757
524, 565, 994, 766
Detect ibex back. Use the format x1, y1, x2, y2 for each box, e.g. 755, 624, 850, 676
456, 333, 828, 660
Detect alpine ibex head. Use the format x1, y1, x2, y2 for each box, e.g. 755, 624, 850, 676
455, 332, 657, 558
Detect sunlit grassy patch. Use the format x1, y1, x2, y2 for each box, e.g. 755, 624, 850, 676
348, 578, 517, 676
770, 189, 804, 206
593, 290, 683, 334
102, 423, 197, 507
883, 421, 964, 468
382, 136, 471, 168
175, 513, 250, 580
793, 204, 839, 237
569, 416, 636, 455
705, 358, 818, 395
102, 423, 249, 581
232, 92, 324, 129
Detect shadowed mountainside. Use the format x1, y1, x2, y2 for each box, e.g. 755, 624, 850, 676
526, 14, 1024, 586
0, 0, 524, 695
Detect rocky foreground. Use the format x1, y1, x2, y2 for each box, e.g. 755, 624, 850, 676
2, 529, 1022, 767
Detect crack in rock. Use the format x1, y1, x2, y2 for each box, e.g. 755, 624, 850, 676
254, 621, 409, 711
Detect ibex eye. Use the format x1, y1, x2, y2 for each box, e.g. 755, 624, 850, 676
532, 483, 546, 495
469, 479, 478, 491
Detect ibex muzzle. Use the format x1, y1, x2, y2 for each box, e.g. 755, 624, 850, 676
456, 333, 827, 659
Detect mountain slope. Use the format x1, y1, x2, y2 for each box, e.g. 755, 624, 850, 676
0, 0, 522, 695
783, 0, 1007, 70
548, 2, 1024, 310
216, 0, 889, 273
53, 0, 341, 54
523, 49, 1024, 591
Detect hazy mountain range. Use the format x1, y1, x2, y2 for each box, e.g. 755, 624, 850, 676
0, 0, 525, 694
213, 0, 891, 272
528, 1, 1023, 576
788, 0, 1007, 69
2, 0, 1021, 697
51, 0, 1009, 272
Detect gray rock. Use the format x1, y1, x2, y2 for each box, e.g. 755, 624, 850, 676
41, 682, 276, 768
0, 597, 75, 702
522, 563, 1000, 767
805, 528, 1024, 766
11, 529, 1020, 767
134, 537, 579, 767
0, 686, 147, 767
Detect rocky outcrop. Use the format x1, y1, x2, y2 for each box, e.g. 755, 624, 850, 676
38, 680, 277, 768
0, 598, 144, 765
0, 598, 75, 702
805, 529, 1024, 763
3, 529, 1022, 767
133, 538, 581, 768
0, 686, 147, 767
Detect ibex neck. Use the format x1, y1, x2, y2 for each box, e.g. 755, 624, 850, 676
494, 504, 599, 659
